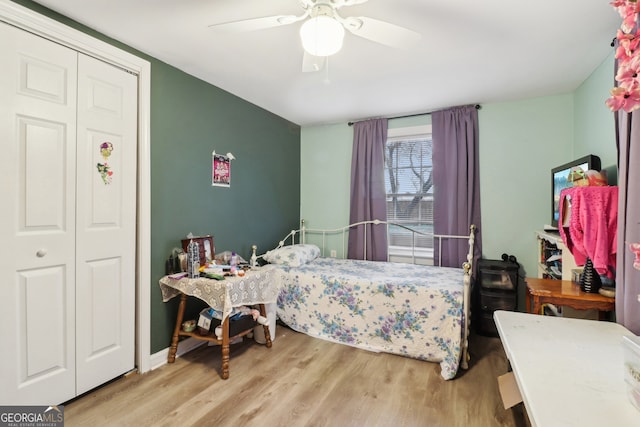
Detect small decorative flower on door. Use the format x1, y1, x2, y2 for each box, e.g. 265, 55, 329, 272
631, 242, 640, 271
97, 141, 114, 184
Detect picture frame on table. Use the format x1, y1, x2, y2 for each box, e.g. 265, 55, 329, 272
181, 235, 215, 265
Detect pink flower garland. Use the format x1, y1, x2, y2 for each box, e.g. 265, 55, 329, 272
630, 242, 640, 270
607, 0, 640, 112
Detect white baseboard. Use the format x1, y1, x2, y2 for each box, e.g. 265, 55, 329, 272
149, 337, 207, 371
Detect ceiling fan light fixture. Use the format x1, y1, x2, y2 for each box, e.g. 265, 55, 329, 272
300, 15, 345, 57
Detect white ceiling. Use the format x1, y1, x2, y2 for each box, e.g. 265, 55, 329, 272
33, 0, 620, 126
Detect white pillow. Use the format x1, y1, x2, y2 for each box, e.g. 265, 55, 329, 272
263, 244, 320, 267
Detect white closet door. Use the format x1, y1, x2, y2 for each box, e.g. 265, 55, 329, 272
0, 22, 138, 404
0, 22, 78, 405
75, 54, 137, 395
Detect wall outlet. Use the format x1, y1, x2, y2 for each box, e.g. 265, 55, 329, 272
330, 249, 337, 258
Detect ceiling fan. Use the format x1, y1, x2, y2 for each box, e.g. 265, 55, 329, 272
209, 0, 421, 72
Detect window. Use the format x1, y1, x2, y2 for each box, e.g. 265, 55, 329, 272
384, 125, 433, 262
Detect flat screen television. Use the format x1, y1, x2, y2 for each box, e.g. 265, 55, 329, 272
551, 154, 601, 228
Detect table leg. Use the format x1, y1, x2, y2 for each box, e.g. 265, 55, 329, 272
259, 303, 272, 348
168, 293, 187, 363
221, 316, 230, 379
531, 296, 542, 316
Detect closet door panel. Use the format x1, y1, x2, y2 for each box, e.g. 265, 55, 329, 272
18, 118, 68, 231
75, 53, 137, 395
19, 267, 67, 378
0, 22, 78, 405
83, 258, 121, 352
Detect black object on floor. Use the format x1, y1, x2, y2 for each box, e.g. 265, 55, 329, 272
475, 257, 520, 336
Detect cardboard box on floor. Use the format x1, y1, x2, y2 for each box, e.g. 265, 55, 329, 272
498, 372, 532, 426
498, 372, 522, 409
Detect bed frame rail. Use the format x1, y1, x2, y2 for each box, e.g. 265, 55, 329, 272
307, 219, 472, 267
252, 219, 473, 266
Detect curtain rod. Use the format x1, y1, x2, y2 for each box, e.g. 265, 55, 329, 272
347, 104, 481, 126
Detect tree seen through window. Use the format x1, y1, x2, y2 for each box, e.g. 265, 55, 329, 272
384, 132, 433, 253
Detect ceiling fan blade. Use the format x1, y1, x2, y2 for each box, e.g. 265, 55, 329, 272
209, 14, 302, 33
342, 16, 421, 49
302, 51, 326, 73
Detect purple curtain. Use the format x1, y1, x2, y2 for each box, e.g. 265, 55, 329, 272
348, 118, 388, 261
432, 105, 482, 272
615, 111, 640, 334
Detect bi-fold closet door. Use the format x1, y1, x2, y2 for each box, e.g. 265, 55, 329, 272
0, 22, 137, 405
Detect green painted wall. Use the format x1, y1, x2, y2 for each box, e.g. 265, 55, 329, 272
478, 95, 574, 279
300, 123, 351, 230
150, 67, 301, 351
574, 51, 617, 180
300, 114, 431, 230
302, 98, 574, 281
11, 0, 301, 353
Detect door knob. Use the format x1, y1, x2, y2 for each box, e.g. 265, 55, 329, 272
36, 249, 47, 257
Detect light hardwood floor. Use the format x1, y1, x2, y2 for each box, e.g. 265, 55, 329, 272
64, 324, 525, 427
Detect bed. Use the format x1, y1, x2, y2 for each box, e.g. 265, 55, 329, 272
251, 220, 476, 380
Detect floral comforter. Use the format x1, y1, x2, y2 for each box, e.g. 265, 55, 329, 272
274, 257, 464, 380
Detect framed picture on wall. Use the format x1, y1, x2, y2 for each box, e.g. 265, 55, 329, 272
212, 153, 231, 187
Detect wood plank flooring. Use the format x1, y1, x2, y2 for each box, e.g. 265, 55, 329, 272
64, 324, 525, 427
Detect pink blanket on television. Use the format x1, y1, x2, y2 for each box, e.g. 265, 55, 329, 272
558, 186, 618, 277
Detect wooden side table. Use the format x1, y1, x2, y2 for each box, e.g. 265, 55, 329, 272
168, 292, 271, 379
525, 277, 615, 320
158, 267, 278, 379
